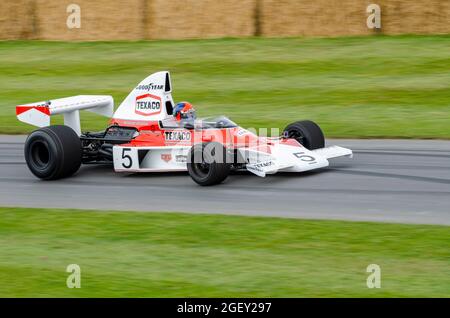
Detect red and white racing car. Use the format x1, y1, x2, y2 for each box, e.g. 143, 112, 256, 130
16, 71, 352, 186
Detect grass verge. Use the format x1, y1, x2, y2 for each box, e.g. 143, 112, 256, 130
0, 207, 448, 297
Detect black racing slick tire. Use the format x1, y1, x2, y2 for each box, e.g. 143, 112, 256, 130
283, 120, 325, 150
187, 142, 231, 186
24, 125, 82, 180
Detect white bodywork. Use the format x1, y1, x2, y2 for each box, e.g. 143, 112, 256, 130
113, 146, 190, 173
112, 142, 352, 177
112, 71, 175, 122
242, 144, 352, 177
16, 71, 174, 135
16, 95, 113, 135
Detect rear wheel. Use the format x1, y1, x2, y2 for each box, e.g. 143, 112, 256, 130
24, 125, 82, 180
283, 120, 325, 150
187, 142, 231, 186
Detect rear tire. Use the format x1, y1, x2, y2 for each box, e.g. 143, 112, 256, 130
187, 142, 231, 186
24, 125, 82, 180
283, 120, 325, 150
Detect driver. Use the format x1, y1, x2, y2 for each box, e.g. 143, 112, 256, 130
173, 102, 197, 123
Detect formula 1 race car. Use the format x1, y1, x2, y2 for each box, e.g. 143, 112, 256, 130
16, 71, 352, 186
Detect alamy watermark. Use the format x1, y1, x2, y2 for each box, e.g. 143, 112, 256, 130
64, 4, 381, 31
66, 264, 81, 288
366, 264, 381, 288
66, 4, 81, 29
366, 4, 381, 29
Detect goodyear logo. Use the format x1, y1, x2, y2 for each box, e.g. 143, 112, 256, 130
136, 83, 164, 91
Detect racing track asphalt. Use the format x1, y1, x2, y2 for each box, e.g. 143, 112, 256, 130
1, 135, 450, 225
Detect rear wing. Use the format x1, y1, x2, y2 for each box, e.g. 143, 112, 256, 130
16, 95, 114, 135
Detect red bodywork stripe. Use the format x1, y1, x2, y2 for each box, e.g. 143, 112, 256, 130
16, 106, 50, 116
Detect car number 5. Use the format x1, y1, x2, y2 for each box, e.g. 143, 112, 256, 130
121, 148, 133, 168
293, 152, 316, 162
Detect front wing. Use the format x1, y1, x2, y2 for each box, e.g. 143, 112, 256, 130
242, 144, 352, 177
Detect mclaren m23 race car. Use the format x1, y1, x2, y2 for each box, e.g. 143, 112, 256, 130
16, 71, 352, 186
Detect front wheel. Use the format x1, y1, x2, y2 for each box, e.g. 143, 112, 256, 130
283, 120, 325, 150
187, 142, 231, 186
24, 125, 82, 180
